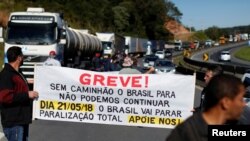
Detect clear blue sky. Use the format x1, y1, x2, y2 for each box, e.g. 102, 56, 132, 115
171, 0, 250, 30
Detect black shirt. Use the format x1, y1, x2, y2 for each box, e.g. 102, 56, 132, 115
166, 112, 208, 141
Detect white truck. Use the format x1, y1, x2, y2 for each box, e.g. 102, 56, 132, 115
125, 36, 149, 54
2, 7, 103, 82
125, 36, 165, 56
96, 32, 125, 56
174, 40, 182, 51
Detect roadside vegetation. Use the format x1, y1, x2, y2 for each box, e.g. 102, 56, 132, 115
234, 46, 250, 61
0, 0, 183, 41
2, 0, 250, 42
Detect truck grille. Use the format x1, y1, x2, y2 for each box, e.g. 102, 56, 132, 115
20, 55, 46, 81
20, 62, 44, 81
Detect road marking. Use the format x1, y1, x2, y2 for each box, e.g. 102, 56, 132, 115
195, 85, 203, 90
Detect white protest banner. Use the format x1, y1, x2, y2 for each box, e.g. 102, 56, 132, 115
33, 66, 196, 129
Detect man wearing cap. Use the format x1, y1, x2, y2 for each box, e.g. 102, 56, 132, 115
119, 56, 154, 74
43, 51, 61, 66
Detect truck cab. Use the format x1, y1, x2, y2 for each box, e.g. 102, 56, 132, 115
3, 7, 102, 82
174, 40, 182, 51
96, 32, 125, 57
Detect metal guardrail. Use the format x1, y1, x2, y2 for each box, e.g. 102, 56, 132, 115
175, 47, 250, 85
183, 57, 250, 75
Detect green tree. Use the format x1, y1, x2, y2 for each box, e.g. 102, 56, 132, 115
204, 26, 223, 41
2, 0, 185, 41
132, 0, 171, 40
112, 6, 129, 33
165, 0, 182, 22
191, 31, 208, 41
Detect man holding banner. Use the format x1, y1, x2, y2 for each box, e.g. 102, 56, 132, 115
0, 46, 39, 141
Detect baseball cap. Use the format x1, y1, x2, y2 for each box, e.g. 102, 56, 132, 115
49, 51, 56, 56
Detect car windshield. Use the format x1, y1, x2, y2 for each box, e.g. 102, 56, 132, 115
221, 51, 229, 55
156, 60, 174, 67
144, 55, 158, 62
156, 51, 163, 54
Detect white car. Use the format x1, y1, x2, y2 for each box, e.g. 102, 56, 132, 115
143, 55, 159, 69
154, 59, 176, 74
205, 40, 213, 47
214, 42, 220, 46
155, 51, 165, 59
219, 50, 231, 62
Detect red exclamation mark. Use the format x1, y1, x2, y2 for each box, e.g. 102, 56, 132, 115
145, 76, 148, 88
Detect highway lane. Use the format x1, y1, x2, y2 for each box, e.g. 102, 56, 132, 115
29, 120, 169, 141
192, 41, 250, 67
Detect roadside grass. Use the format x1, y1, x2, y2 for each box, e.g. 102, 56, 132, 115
234, 46, 250, 61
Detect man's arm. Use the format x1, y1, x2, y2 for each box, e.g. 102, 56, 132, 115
144, 66, 155, 74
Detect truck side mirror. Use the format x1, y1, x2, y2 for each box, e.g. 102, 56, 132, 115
59, 39, 66, 45
58, 28, 66, 44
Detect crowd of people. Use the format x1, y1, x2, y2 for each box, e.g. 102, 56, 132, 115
0, 46, 249, 141
89, 52, 155, 74
41, 49, 153, 74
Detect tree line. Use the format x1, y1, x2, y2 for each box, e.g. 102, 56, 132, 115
1, 0, 250, 42
0, 0, 183, 41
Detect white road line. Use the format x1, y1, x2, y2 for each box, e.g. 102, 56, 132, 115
195, 85, 203, 90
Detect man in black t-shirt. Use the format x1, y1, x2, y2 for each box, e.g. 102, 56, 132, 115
166, 74, 246, 141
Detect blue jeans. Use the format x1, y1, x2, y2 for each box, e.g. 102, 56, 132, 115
3, 125, 29, 141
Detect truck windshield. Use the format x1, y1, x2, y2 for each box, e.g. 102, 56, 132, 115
6, 23, 56, 45
102, 42, 112, 50
174, 42, 181, 46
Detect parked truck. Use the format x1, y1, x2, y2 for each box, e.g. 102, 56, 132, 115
96, 32, 125, 56
1, 7, 103, 82
125, 36, 165, 56
125, 36, 149, 54
174, 40, 183, 51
